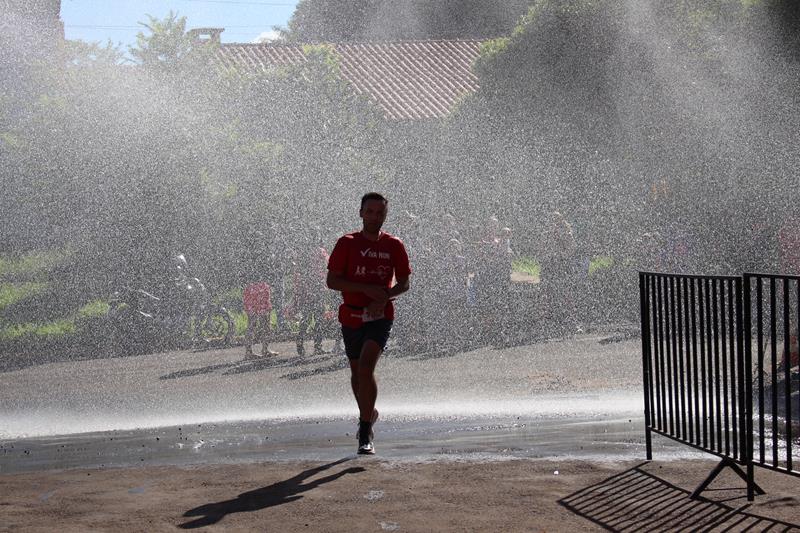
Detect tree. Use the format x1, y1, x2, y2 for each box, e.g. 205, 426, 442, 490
200, 44, 394, 283
444, 0, 800, 266
129, 11, 205, 72
64, 39, 125, 67
285, 0, 532, 42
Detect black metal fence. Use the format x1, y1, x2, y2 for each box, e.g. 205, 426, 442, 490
640, 271, 800, 500
744, 273, 800, 479
639, 272, 756, 498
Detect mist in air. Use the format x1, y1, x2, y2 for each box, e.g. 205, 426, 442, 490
1, 0, 798, 437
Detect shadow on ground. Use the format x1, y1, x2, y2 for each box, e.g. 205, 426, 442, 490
559, 463, 800, 531
158, 353, 342, 380
178, 457, 364, 529
158, 325, 636, 381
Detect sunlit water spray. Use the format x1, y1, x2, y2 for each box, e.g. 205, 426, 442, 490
2, 2, 798, 469
1, 392, 643, 439
0, 336, 643, 439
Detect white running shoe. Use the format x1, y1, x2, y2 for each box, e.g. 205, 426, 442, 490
357, 441, 375, 455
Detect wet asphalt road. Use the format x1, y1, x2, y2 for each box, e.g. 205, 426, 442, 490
0, 332, 686, 473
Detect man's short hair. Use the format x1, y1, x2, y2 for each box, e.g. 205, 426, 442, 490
360, 192, 388, 210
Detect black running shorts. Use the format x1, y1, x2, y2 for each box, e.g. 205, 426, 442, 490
341, 319, 393, 360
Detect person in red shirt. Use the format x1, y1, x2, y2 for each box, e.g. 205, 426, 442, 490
327, 192, 411, 455
242, 281, 277, 359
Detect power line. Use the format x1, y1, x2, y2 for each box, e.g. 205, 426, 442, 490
66, 24, 274, 29
65, 26, 274, 39
67, 25, 141, 30
180, 0, 295, 5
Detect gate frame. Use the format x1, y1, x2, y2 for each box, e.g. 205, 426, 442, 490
640, 272, 766, 501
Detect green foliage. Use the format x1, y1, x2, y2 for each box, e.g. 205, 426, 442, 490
64, 39, 125, 66
301, 44, 341, 76
0, 251, 108, 344
129, 11, 211, 71
77, 299, 110, 319
588, 256, 614, 275
512, 257, 541, 278
232, 310, 248, 336
217, 287, 243, 309
0, 251, 67, 280
447, 0, 800, 260
0, 318, 76, 340
35, 93, 67, 111
511, 0, 547, 37
286, 0, 533, 42
477, 37, 510, 66
0, 132, 20, 148
0, 282, 48, 311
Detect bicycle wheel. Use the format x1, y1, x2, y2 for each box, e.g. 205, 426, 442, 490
195, 307, 235, 345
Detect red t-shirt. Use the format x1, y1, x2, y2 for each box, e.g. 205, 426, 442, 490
328, 231, 411, 327
243, 282, 272, 316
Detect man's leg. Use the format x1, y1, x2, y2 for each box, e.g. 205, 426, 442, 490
349, 358, 360, 409
244, 312, 255, 358
349, 358, 360, 401
271, 278, 284, 332
351, 340, 380, 454
349, 341, 382, 421
297, 310, 309, 356
343, 323, 384, 453
356, 340, 382, 422
260, 315, 277, 356
312, 303, 325, 354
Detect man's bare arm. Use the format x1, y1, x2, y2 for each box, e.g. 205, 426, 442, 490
327, 272, 409, 302
327, 271, 388, 302
389, 276, 410, 298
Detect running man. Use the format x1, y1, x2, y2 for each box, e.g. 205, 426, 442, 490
327, 193, 411, 455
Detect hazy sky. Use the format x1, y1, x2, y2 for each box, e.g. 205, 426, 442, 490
61, 0, 301, 48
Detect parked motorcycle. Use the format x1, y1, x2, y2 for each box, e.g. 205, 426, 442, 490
107, 255, 235, 354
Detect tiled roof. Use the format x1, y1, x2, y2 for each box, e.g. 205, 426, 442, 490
216, 40, 483, 121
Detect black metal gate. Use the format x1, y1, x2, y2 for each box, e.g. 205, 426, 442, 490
639, 272, 760, 499
641, 271, 800, 501
743, 273, 800, 481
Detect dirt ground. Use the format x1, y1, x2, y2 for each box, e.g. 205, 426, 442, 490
2, 333, 798, 531
1, 457, 798, 532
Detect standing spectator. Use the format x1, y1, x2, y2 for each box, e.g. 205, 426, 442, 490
778, 214, 800, 369
637, 232, 662, 272
265, 228, 288, 335
291, 242, 330, 356
241, 232, 278, 359
499, 226, 514, 291
443, 212, 461, 241
662, 222, 693, 274
243, 281, 277, 359
778, 214, 800, 274
392, 210, 421, 351
540, 211, 580, 334
442, 238, 469, 347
